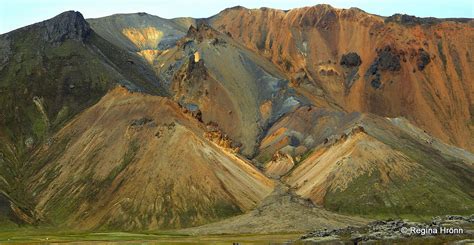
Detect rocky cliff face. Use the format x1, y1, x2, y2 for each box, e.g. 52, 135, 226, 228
40, 11, 91, 44
6, 11, 92, 44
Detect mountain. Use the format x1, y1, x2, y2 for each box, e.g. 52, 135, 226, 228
0, 4, 472, 235
0, 11, 166, 225
87, 13, 194, 53
209, 5, 474, 152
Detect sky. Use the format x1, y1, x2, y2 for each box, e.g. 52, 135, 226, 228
0, 0, 473, 34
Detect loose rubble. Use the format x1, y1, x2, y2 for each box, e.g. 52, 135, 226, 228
301, 215, 474, 243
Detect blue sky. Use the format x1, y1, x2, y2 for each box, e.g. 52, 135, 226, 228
1, 0, 473, 34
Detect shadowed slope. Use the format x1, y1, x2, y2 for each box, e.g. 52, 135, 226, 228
0, 11, 169, 225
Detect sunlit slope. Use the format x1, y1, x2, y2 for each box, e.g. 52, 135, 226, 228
284, 118, 474, 218
252, 98, 474, 218
210, 5, 474, 152
88, 13, 195, 52
30, 87, 273, 230
144, 23, 309, 157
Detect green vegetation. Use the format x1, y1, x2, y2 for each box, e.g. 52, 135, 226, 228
104, 139, 140, 185
323, 163, 474, 220
437, 41, 447, 69
0, 11, 169, 225
298, 148, 315, 163
0, 229, 299, 244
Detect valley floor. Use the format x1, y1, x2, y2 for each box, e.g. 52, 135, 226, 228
0, 230, 301, 244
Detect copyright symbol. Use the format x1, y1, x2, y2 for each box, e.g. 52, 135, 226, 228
401, 227, 408, 234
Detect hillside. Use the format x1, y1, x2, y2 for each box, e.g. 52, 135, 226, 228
0, 11, 172, 225
210, 5, 474, 152
285, 123, 474, 217
30, 87, 274, 230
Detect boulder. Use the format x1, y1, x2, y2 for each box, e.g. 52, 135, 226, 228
340, 52, 362, 67
417, 49, 431, 71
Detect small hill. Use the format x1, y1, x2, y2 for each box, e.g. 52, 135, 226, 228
285, 124, 474, 218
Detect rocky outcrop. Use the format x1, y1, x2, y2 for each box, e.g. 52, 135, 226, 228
417, 49, 431, 71
301, 215, 474, 243
371, 46, 402, 72
129, 117, 155, 128
365, 46, 402, 89
340, 52, 362, 90
185, 23, 224, 44
204, 121, 241, 153
340, 52, 362, 67
385, 14, 441, 26
385, 14, 472, 26
38, 11, 91, 44
263, 151, 294, 179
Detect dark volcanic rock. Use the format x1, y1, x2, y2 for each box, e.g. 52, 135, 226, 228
417, 49, 431, 71
34, 11, 91, 44
340, 52, 362, 91
385, 14, 472, 26
385, 14, 441, 26
340, 52, 362, 67
130, 117, 154, 127
366, 46, 401, 74
0, 36, 11, 71
365, 46, 400, 89
376, 47, 401, 72
371, 75, 382, 89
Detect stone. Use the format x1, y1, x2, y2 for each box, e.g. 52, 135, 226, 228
377, 48, 401, 72
340, 52, 362, 67
130, 117, 154, 127
385, 14, 441, 26
417, 49, 431, 71
371, 75, 382, 89
301, 215, 474, 243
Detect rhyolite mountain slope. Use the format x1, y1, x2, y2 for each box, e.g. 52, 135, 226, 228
89, 16, 311, 157
87, 13, 195, 58
210, 5, 474, 152
30, 87, 273, 230
0, 4, 472, 233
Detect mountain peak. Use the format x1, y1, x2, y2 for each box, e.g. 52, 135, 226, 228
185, 22, 220, 42
39, 10, 91, 43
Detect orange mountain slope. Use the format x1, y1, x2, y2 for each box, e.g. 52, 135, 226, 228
30, 87, 273, 230
210, 5, 474, 152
